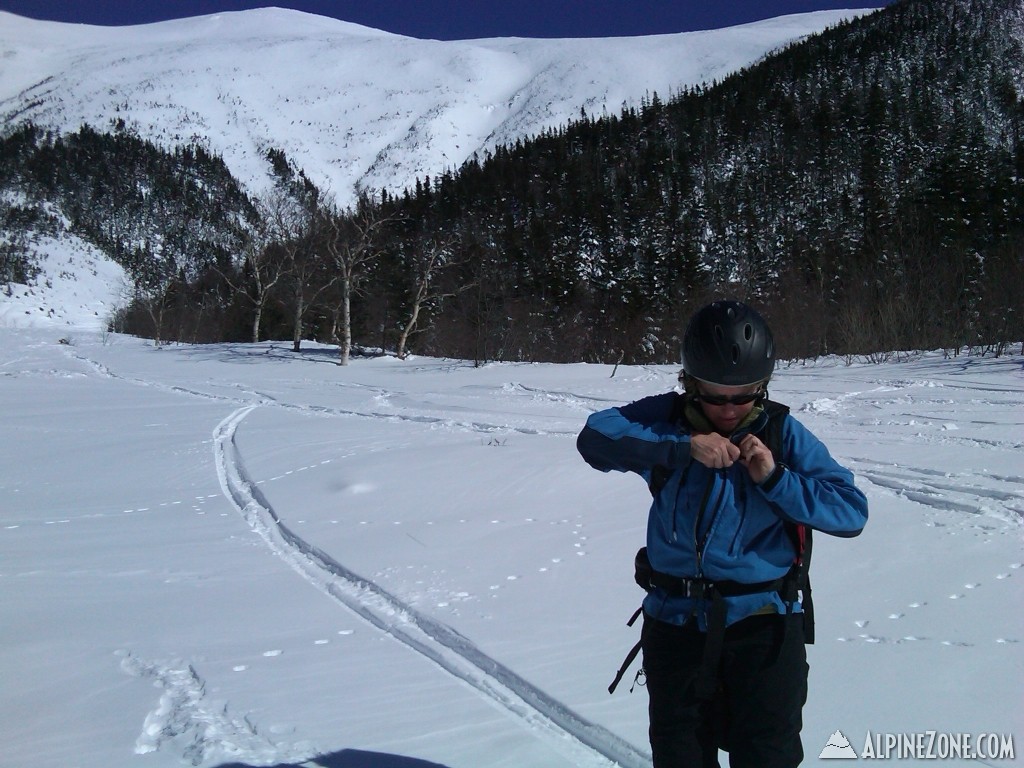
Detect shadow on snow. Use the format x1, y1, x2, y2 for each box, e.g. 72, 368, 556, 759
170, 341, 387, 367
214, 749, 452, 768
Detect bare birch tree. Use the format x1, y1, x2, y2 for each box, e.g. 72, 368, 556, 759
318, 194, 396, 365
131, 251, 176, 346
214, 192, 296, 343
395, 234, 475, 359
282, 230, 337, 353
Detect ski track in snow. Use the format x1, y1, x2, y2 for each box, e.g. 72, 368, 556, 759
837, 457, 1023, 649
213, 404, 650, 768
850, 458, 1024, 525
66, 348, 579, 437
49, 347, 639, 765
782, 374, 1024, 651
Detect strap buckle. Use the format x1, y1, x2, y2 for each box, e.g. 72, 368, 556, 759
683, 578, 714, 600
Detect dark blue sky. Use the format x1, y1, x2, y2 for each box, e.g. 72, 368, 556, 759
0, 0, 891, 39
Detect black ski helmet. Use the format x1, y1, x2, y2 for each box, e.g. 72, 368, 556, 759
681, 301, 775, 386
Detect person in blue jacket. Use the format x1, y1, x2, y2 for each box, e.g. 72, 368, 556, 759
577, 300, 868, 768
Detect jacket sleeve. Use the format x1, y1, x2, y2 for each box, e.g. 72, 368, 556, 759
576, 392, 692, 476
758, 415, 868, 537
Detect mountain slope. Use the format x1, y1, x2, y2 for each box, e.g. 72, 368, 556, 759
0, 7, 869, 205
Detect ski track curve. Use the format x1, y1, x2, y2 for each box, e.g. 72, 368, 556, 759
67, 348, 575, 436
61, 347, 636, 762
213, 404, 649, 768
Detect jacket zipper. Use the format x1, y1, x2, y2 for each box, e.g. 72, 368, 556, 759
670, 465, 691, 542
692, 470, 724, 577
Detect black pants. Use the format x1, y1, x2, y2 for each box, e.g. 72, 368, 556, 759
642, 612, 808, 768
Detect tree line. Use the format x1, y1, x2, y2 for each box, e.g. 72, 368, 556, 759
2, 0, 1022, 363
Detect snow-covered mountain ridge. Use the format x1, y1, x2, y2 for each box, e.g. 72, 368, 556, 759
0, 7, 869, 205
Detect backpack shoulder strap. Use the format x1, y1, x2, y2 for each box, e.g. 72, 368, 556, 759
761, 399, 816, 643
760, 399, 790, 463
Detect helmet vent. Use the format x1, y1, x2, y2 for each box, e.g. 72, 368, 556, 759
681, 300, 774, 386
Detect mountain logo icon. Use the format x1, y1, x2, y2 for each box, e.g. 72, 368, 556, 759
819, 729, 859, 759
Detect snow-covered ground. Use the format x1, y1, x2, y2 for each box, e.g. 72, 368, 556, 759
0, 233, 127, 332
1, 324, 1021, 768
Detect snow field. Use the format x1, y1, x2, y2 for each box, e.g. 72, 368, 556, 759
0, 330, 1021, 767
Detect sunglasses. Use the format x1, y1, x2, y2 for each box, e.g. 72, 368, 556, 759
695, 390, 763, 407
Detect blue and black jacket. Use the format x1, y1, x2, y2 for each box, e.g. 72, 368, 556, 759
577, 391, 868, 630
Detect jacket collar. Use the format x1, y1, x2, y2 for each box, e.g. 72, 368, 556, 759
682, 397, 767, 438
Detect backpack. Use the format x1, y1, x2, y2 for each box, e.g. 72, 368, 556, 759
607, 396, 814, 698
